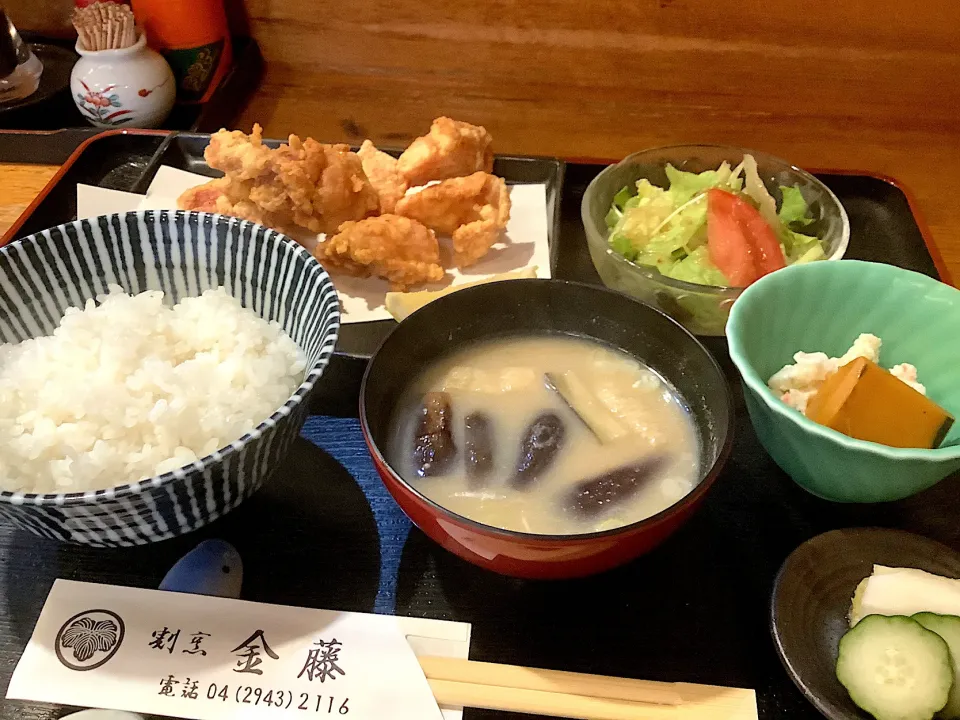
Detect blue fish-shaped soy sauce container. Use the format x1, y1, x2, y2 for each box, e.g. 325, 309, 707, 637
159, 539, 243, 599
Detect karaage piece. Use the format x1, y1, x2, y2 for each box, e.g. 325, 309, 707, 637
357, 140, 407, 214
177, 178, 228, 212
267, 135, 380, 234
199, 125, 380, 237
317, 215, 445, 290
394, 172, 511, 267
204, 124, 273, 180
397, 117, 494, 186
178, 177, 305, 241
394, 172, 505, 234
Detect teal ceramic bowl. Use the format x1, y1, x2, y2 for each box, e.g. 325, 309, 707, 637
728, 260, 960, 503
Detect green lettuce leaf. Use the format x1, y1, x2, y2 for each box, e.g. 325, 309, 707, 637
607, 180, 675, 257
635, 196, 707, 266
783, 229, 825, 263
778, 185, 814, 227
605, 206, 621, 229
793, 244, 826, 264
665, 162, 743, 205
612, 186, 633, 211
665, 165, 722, 205
609, 231, 638, 261
606, 185, 644, 228
661, 246, 729, 286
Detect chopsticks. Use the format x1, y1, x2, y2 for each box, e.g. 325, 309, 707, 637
421, 656, 681, 705
418, 656, 758, 720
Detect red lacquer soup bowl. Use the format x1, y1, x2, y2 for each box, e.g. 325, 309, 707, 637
360, 279, 733, 579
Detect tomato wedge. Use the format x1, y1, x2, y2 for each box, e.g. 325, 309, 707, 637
706, 189, 786, 287
707, 189, 758, 286
736, 197, 788, 276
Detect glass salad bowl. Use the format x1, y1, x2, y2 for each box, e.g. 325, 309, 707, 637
581, 145, 850, 336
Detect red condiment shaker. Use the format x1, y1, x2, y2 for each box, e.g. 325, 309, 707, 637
131, 0, 231, 103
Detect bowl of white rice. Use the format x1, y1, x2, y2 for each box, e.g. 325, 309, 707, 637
0, 210, 340, 546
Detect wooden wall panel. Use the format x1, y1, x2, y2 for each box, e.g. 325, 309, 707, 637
5, 0, 74, 39
237, 0, 960, 157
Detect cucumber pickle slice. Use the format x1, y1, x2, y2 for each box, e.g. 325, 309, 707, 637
836, 615, 953, 720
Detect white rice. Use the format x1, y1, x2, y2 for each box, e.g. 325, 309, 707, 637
0, 286, 306, 494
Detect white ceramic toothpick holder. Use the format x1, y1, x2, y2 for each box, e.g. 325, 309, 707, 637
71, 32, 175, 129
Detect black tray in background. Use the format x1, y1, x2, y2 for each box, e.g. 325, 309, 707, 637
0, 145, 955, 720
0, 35, 263, 133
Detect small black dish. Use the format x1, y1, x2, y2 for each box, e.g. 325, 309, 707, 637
0, 43, 76, 114
771, 528, 960, 720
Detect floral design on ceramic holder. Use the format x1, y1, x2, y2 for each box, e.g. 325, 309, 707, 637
75, 80, 134, 125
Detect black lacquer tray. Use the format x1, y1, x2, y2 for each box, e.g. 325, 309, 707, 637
0, 132, 954, 720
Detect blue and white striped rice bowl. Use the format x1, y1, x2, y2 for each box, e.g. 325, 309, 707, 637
0, 210, 340, 546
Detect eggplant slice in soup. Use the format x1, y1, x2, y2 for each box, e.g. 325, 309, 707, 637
413, 392, 457, 477
512, 412, 566, 489
464, 412, 495, 485
563, 456, 669, 518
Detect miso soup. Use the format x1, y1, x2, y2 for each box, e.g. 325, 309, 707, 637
386, 335, 700, 535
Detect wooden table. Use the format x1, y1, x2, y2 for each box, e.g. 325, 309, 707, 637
0, 127, 958, 283
0, 163, 58, 234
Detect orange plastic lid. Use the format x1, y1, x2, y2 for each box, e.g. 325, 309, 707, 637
132, 0, 228, 50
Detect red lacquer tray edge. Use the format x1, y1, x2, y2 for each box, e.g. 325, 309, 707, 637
813, 167, 953, 288
0, 128, 170, 249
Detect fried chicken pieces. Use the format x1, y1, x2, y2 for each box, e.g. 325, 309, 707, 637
180, 123, 379, 238
318, 117, 510, 286
394, 172, 511, 267
321, 215, 444, 290
178, 179, 227, 213
396, 116, 494, 186
179, 117, 511, 291
357, 140, 407, 214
